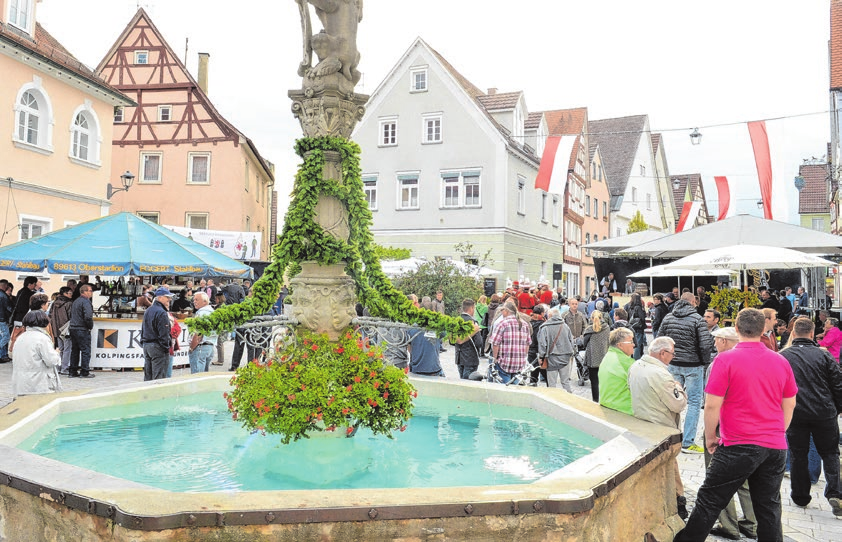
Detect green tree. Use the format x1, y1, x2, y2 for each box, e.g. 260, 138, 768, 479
373, 243, 411, 261
627, 210, 648, 234
391, 259, 482, 318
454, 241, 494, 269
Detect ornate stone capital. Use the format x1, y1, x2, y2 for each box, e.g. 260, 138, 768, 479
289, 262, 357, 340
289, 87, 368, 139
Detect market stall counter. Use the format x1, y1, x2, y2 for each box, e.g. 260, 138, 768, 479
90, 311, 192, 371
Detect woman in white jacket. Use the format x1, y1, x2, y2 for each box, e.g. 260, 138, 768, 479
11, 310, 61, 398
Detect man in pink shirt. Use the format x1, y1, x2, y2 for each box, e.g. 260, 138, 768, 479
650, 308, 797, 542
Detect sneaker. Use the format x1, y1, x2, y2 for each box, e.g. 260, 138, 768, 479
0, 356, 11, 363
830, 497, 842, 516
681, 444, 704, 454
676, 495, 688, 520
211, 361, 224, 366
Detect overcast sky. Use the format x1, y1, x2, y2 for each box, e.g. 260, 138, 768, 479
38, 0, 831, 225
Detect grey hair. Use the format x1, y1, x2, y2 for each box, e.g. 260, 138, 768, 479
546, 306, 560, 318
608, 327, 633, 347
193, 291, 209, 304
648, 336, 675, 356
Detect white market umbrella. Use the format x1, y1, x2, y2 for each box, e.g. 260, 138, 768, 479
379, 257, 427, 277
449, 260, 504, 276
663, 244, 836, 272
628, 264, 724, 278
584, 230, 666, 254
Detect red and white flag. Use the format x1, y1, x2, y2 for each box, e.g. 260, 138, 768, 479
713, 176, 731, 221
675, 185, 703, 232
747, 121, 774, 219
535, 135, 577, 195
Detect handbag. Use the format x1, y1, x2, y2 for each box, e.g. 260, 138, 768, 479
59, 320, 71, 339
189, 333, 203, 351
540, 323, 565, 370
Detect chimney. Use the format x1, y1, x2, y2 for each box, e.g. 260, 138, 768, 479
487, 87, 497, 95
197, 52, 210, 94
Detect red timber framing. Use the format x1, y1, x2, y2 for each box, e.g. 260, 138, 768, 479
96, 9, 240, 149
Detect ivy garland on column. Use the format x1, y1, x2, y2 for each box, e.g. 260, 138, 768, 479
187, 136, 473, 338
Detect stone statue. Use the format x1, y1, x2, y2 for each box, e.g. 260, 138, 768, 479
296, 0, 363, 85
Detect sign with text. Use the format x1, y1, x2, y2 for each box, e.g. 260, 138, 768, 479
90, 319, 191, 369
163, 226, 262, 261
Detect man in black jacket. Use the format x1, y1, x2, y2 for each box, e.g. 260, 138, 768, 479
0, 279, 12, 362
659, 292, 714, 453
11, 275, 37, 327
141, 288, 174, 381
68, 284, 95, 378
778, 318, 842, 515
454, 298, 483, 379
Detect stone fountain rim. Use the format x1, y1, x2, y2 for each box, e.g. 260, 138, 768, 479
0, 375, 680, 531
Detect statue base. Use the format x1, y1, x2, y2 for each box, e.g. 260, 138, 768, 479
289, 262, 357, 340
289, 81, 369, 139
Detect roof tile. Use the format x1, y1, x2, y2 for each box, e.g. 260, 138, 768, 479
588, 115, 648, 199
832, 1, 842, 89
798, 163, 830, 214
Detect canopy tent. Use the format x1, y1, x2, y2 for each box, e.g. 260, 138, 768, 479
0, 213, 253, 278
620, 215, 842, 257
583, 229, 667, 254
379, 257, 426, 278
664, 245, 837, 272
448, 260, 504, 277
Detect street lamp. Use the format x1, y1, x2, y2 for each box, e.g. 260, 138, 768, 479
756, 200, 764, 209
689, 128, 702, 146
107, 171, 135, 199
672, 177, 681, 190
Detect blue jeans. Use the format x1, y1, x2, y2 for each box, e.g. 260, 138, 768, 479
69, 328, 92, 376
676, 445, 786, 542
0, 323, 9, 359
668, 364, 705, 448
189, 344, 214, 374
633, 328, 646, 359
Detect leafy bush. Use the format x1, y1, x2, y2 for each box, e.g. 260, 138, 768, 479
708, 287, 761, 324
225, 328, 415, 444
392, 259, 483, 318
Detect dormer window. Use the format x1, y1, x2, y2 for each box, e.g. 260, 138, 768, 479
8, 0, 32, 33
410, 66, 428, 92
134, 50, 149, 65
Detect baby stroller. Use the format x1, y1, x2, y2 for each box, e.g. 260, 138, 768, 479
574, 344, 589, 386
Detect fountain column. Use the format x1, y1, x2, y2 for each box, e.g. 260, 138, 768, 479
287, 0, 368, 340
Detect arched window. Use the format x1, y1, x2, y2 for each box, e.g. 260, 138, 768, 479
71, 113, 91, 161
17, 91, 40, 145
68, 103, 101, 166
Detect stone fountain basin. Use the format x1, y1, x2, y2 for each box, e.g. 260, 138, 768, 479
0, 375, 683, 541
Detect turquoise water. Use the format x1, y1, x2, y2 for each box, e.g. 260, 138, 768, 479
19, 392, 603, 492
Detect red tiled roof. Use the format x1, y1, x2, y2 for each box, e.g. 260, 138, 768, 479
670, 174, 710, 220
799, 163, 830, 213
477, 91, 522, 111
524, 112, 543, 130
832, 1, 842, 89
544, 108, 588, 170
651, 133, 662, 155
588, 115, 648, 200
0, 22, 130, 104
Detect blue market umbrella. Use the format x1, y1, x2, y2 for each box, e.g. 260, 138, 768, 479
0, 213, 253, 278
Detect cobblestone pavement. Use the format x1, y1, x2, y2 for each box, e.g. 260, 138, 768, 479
2, 342, 840, 541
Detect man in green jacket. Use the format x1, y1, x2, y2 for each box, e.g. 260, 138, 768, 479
598, 327, 635, 415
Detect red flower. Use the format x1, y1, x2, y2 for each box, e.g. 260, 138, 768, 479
301, 384, 307, 391
369, 371, 376, 378
223, 392, 228, 399
383, 392, 389, 399
400, 425, 406, 432
346, 385, 353, 391
301, 353, 308, 359
411, 391, 418, 398
354, 376, 361, 383
373, 382, 380, 389
384, 382, 390, 389
345, 333, 352, 339
403, 366, 409, 374
287, 394, 296, 401
346, 427, 354, 435
342, 408, 350, 415
311, 344, 319, 351
335, 347, 345, 354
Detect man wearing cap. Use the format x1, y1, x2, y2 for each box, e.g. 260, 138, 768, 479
141, 287, 174, 381
188, 292, 218, 374
68, 284, 95, 378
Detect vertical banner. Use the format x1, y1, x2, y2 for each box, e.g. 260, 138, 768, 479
747, 121, 774, 219
713, 176, 730, 221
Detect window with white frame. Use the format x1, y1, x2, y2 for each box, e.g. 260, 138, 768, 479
379, 117, 397, 146
440, 170, 481, 208
20, 217, 49, 240
114, 106, 124, 123
616, 227, 622, 237
541, 192, 548, 222
422, 114, 442, 143
603, 201, 608, 218
14, 85, 53, 152
410, 67, 428, 92
362, 175, 378, 210
632, 187, 638, 205
8, 0, 32, 32
158, 105, 172, 122
593, 198, 599, 219
186, 213, 208, 229
517, 176, 526, 215
585, 195, 590, 216
135, 50, 149, 64
812, 217, 825, 231
397, 174, 419, 209
187, 153, 210, 184
646, 193, 652, 210
137, 212, 160, 224
139, 152, 162, 183
552, 196, 559, 227
70, 110, 100, 164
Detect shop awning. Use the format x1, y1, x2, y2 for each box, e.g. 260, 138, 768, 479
0, 212, 253, 278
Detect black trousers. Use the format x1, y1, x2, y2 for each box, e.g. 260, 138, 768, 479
69, 328, 91, 376
230, 329, 262, 370
787, 417, 842, 506
675, 444, 786, 542
143, 343, 169, 381
588, 367, 600, 402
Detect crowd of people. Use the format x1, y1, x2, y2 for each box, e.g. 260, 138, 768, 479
5, 274, 285, 399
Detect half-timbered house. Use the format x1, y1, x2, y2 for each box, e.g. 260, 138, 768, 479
96, 8, 276, 259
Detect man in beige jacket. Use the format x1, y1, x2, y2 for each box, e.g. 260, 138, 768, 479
628, 336, 688, 519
